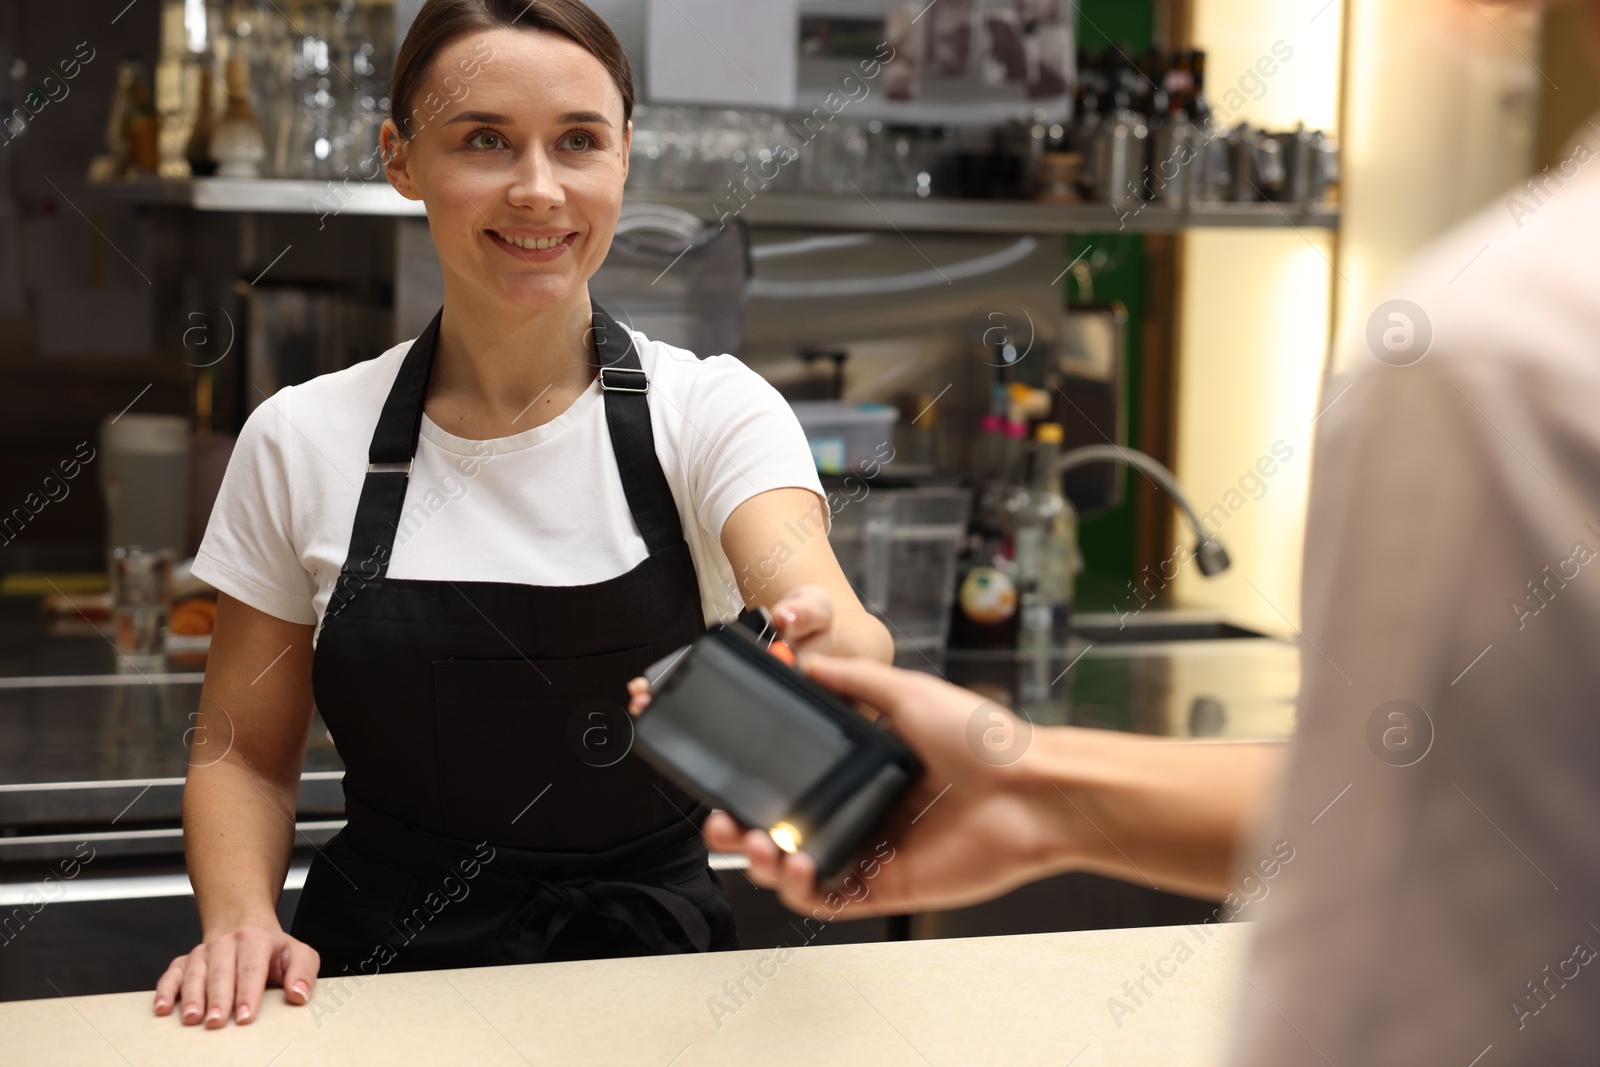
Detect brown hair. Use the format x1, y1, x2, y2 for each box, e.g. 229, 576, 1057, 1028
389, 0, 635, 139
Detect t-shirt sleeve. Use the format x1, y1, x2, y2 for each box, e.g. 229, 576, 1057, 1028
191, 391, 319, 625
678, 356, 825, 540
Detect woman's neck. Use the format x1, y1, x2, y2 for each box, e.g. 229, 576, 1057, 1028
425, 280, 598, 440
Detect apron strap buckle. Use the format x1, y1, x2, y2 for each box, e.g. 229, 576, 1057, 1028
599, 366, 649, 394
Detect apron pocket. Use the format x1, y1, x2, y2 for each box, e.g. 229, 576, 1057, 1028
432, 646, 689, 849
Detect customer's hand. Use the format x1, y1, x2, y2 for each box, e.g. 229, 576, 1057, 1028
154, 921, 319, 1027
704, 654, 1079, 918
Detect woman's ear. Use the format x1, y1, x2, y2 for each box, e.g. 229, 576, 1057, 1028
621, 119, 632, 183
380, 120, 422, 202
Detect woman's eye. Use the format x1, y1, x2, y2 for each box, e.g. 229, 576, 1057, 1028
561, 131, 596, 152
467, 129, 505, 151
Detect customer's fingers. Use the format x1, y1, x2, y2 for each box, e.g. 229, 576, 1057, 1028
703, 811, 747, 852
801, 654, 918, 719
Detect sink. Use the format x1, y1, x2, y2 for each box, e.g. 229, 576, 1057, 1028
1069, 611, 1270, 644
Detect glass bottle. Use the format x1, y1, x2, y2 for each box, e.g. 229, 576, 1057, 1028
184, 51, 219, 176
1013, 422, 1080, 657
949, 406, 1023, 651
212, 53, 266, 177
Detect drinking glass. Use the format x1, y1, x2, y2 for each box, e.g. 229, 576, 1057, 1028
112, 546, 175, 670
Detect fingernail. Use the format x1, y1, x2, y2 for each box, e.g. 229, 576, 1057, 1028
184, 1005, 200, 1022
236, 1003, 251, 1022
206, 1006, 222, 1022
293, 980, 309, 1000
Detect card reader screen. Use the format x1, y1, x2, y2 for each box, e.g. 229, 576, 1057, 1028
644, 637, 852, 828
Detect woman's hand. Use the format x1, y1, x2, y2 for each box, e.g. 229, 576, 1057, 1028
625, 586, 838, 715
719, 487, 893, 664
765, 584, 836, 659
707, 654, 1074, 918
154, 920, 319, 1027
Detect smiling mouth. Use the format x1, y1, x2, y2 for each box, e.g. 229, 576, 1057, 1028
488, 229, 577, 252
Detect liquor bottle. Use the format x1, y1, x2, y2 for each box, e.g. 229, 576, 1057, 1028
1012, 422, 1081, 658
184, 52, 219, 177
122, 60, 162, 175
949, 403, 1023, 651
212, 53, 265, 177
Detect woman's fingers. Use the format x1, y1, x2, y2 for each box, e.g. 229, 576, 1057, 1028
154, 956, 187, 1015
156, 928, 318, 1027
625, 675, 651, 716
231, 927, 275, 1025
771, 586, 833, 645
179, 949, 209, 1025
203, 936, 237, 1027
280, 939, 320, 1006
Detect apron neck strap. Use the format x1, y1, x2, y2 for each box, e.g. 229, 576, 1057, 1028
593, 304, 686, 557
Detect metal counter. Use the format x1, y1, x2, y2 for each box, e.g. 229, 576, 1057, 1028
0, 599, 1298, 999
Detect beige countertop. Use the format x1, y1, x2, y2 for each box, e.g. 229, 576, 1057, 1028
0, 922, 1252, 1067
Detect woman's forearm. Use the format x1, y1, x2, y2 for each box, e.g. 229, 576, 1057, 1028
183, 757, 301, 936
1026, 730, 1289, 900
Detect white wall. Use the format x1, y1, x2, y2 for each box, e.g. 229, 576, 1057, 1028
1332, 0, 1542, 373
1169, 0, 1542, 634
1168, 0, 1344, 634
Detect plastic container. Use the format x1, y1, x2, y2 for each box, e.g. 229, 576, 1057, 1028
825, 485, 972, 672
789, 401, 898, 475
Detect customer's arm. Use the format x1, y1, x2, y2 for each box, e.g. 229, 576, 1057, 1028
704, 654, 1287, 915
155, 593, 322, 1026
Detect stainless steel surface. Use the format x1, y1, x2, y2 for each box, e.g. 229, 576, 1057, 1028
0, 600, 1283, 1000
0, 604, 344, 871
945, 616, 1298, 740
89, 178, 1341, 231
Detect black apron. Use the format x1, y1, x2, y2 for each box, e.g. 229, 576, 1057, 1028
290, 300, 738, 977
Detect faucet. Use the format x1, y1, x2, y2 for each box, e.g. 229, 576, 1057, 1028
1054, 445, 1231, 577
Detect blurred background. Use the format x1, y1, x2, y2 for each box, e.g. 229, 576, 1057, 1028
0, 0, 1594, 1001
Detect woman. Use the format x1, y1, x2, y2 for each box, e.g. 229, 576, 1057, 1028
155, 0, 891, 1028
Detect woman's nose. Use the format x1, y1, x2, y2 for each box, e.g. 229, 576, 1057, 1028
506, 147, 566, 210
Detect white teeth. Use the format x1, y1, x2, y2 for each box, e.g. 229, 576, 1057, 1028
496, 231, 570, 251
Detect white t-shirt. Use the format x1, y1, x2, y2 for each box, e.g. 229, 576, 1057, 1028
1227, 137, 1600, 1060
192, 325, 824, 637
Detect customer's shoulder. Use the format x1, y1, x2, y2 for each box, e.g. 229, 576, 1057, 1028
1373, 162, 1600, 379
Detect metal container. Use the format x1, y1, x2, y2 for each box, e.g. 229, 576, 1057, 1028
1146, 111, 1201, 207
1225, 123, 1286, 202
1188, 126, 1233, 203
1088, 107, 1149, 206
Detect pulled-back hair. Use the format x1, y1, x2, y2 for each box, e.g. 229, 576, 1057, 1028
390, 0, 635, 138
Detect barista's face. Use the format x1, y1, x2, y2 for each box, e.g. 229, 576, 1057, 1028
380, 27, 632, 313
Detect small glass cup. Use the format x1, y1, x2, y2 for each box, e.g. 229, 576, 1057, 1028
111, 546, 175, 670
